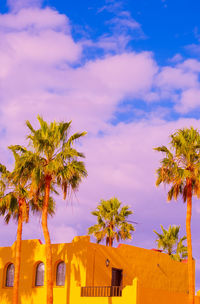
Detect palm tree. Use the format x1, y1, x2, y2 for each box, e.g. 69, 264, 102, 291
174, 235, 188, 262
154, 127, 200, 304
88, 197, 135, 247
14, 116, 87, 304
0, 157, 30, 304
154, 225, 187, 261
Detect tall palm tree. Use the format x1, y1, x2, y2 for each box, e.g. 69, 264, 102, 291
0, 157, 30, 304
88, 197, 135, 247
154, 225, 187, 261
14, 116, 87, 304
155, 127, 200, 304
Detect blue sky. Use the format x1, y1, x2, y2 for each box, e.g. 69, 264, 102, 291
1, 0, 200, 291
45, 0, 200, 64
2, 0, 199, 61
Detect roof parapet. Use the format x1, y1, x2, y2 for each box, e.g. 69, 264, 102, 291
72, 236, 90, 243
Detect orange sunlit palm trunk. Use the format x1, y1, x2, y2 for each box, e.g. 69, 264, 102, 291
13, 201, 23, 304
186, 180, 195, 304
42, 177, 53, 304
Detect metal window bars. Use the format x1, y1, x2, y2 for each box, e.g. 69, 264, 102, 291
81, 286, 122, 297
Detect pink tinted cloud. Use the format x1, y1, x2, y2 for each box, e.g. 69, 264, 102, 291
108, 16, 141, 30
5, 30, 81, 63
176, 88, 200, 113
0, 7, 68, 31
83, 34, 131, 53
82, 52, 157, 97
0, 9, 80, 66
156, 66, 198, 90
0, 49, 157, 146
169, 53, 183, 63
177, 59, 200, 73
7, 0, 42, 12
154, 61, 200, 113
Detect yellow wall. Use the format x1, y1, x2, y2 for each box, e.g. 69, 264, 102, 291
86, 242, 190, 292
0, 236, 197, 304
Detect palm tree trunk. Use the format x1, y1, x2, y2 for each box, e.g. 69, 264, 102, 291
42, 176, 53, 304
13, 201, 23, 304
109, 237, 113, 247
186, 180, 195, 304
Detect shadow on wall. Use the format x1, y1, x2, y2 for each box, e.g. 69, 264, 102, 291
85, 242, 133, 288
52, 237, 88, 304
0, 239, 38, 304
0, 245, 14, 304
108, 297, 112, 304
19, 240, 40, 303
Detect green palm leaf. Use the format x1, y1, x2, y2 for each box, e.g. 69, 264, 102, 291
88, 197, 134, 246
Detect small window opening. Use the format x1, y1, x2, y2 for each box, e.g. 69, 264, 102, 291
35, 262, 44, 286
56, 261, 66, 286
6, 263, 14, 287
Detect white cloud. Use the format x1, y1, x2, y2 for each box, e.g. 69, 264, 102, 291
156, 66, 198, 91
0, 8, 68, 31
186, 43, 200, 55
4, 30, 81, 64
169, 53, 183, 63
0, 8, 80, 68
176, 88, 200, 113
0, 47, 157, 147
154, 64, 200, 112
150, 58, 200, 113
83, 34, 131, 53
177, 59, 200, 73
7, 0, 42, 12
108, 16, 141, 30
81, 52, 157, 98
97, 2, 123, 14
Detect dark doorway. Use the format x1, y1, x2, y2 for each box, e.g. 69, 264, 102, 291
111, 268, 123, 286
111, 268, 122, 296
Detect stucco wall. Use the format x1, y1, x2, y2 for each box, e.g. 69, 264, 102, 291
85, 242, 189, 292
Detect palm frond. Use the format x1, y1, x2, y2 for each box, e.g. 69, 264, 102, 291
88, 197, 134, 246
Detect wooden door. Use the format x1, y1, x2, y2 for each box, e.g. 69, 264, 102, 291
111, 268, 122, 286
111, 268, 123, 296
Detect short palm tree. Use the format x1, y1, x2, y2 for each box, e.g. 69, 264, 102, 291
155, 127, 200, 304
88, 197, 135, 247
14, 116, 87, 304
175, 235, 188, 262
154, 225, 187, 261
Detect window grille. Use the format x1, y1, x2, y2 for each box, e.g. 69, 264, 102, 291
35, 262, 44, 286
6, 263, 14, 287
56, 261, 66, 286
81, 286, 122, 297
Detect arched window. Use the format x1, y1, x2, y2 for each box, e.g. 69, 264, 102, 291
56, 261, 66, 286
6, 263, 14, 287
35, 262, 44, 286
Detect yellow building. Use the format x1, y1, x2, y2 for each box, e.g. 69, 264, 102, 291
0, 236, 199, 304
